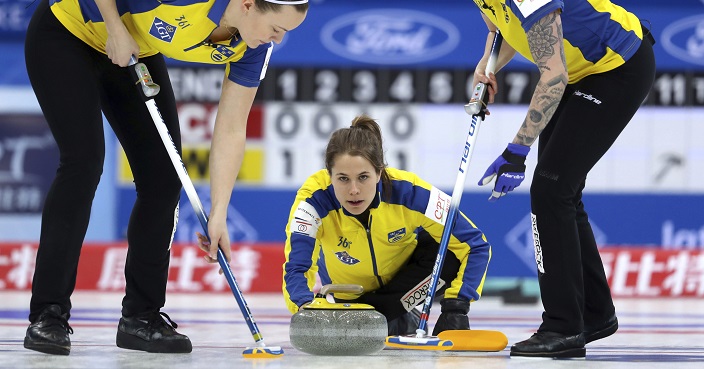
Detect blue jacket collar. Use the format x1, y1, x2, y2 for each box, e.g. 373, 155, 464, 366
207, 0, 230, 25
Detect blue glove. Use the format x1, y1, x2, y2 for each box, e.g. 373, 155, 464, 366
478, 143, 530, 201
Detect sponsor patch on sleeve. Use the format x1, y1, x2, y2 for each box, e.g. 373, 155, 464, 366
424, 186, 451, 225
512, 0, 552, 18
290, 201, 321, 238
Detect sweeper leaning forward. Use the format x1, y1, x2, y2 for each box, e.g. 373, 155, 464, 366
282, 115, 493, 336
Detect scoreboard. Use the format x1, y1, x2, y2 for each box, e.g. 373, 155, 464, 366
156, 66, 704, 189
169, 66, 704, 107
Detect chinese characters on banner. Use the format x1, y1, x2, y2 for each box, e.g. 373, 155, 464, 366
601, 248, 704, 297
0, 243, 284, 293
1, 244, 703, 297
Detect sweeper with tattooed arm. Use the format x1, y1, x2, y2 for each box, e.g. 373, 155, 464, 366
280, 115, 492, 336
471, 0, 655, 358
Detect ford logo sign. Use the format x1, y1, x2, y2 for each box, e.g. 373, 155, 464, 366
661, 14, 704, 66
320, 9, 460, 65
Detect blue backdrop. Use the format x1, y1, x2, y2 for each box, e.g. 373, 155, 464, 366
1, 0, 703, 88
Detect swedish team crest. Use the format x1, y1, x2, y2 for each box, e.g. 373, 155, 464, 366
149, 17, 177, 43
335, 251, 360, 265
211, 45, 235, 62
388, 228, 406, 243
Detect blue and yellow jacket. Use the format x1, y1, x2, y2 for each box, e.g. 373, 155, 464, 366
282, 168, 492, 313
475, 0, 645, 83
49, 0, 271, 87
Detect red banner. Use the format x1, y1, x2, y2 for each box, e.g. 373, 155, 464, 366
600, 248, 704, 297
0, 242, 285, 293
2, 244, 703, 297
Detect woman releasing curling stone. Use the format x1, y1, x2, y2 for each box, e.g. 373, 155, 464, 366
279, 115, 492, 336
24, 0, 308, 356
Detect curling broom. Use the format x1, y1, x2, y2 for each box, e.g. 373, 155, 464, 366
128, 56, 283, 358
385, 30, 506, 352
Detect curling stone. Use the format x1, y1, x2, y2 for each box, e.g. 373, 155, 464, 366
289, 284, 387, 356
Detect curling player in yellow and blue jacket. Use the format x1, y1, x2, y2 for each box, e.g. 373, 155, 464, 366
470, 0, 656, 358
23, 0, 308, 356
282, 115, 493, 336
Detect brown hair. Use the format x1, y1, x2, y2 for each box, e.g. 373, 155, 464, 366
325, 115, 392, 200
254, 0, 309, 13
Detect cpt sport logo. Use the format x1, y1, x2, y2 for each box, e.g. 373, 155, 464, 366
425, 187, 450, 225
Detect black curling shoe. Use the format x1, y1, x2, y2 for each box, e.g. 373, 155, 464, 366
510, 331, 586, 358
116, 311, 192, 353
24, 304, 73, 355
585, 316, 618, 344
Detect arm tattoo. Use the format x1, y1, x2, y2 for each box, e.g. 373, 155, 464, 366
514, 12, 568, 146
526, 13, 560, 64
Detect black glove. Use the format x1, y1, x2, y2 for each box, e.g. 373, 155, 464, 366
431, 298, 470, 336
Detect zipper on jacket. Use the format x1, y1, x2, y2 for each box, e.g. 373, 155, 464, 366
184, 39, 221, 52
184, 27, 221, 52
365, 215, 384, 288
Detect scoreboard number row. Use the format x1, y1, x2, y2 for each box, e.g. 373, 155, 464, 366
260, 68, 704, 106
168, 67, 704, 106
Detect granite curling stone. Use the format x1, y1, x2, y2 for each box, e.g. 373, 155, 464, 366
289, 285, 387, 356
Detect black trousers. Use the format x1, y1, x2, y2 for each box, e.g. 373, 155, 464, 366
531, 37, 656, 335
25, 0, 182, 321
350, 230, 461, 322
